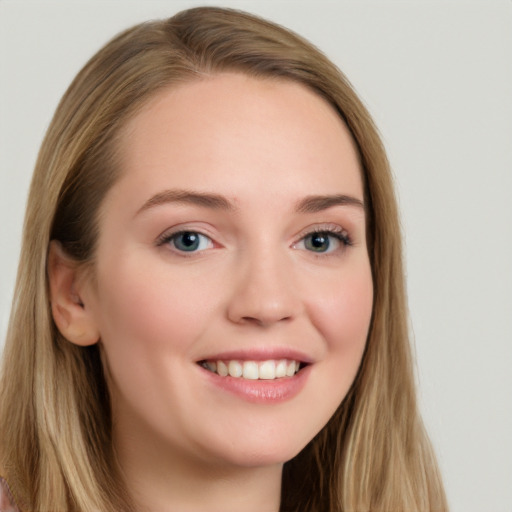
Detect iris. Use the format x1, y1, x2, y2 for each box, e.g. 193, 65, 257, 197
304, 232, 331, 252
172, 232, 203, 252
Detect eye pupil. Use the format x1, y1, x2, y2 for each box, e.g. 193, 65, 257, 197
174, 232, 200, 251
306, 233, 330, 252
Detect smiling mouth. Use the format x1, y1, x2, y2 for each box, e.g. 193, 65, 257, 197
198, 359, 305, 380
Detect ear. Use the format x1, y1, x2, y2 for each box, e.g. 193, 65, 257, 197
48, 241, 100, 346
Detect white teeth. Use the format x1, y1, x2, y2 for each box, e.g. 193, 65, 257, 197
228, 360, 243, 378
217, 361, 228, 377
259, 360, 276, 380
242, 361, 259, 380
202, 359, 302, 380
275, 360, 287, 378
286, 360, 296, 377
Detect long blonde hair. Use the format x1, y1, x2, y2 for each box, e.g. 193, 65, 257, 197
0, 7, 447, 511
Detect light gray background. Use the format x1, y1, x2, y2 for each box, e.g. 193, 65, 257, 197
1, 1, 511, 510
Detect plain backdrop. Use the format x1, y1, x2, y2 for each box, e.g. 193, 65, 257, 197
1, 1, 511, 511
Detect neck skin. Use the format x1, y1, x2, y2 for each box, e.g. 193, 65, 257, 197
113, 415, 283, 512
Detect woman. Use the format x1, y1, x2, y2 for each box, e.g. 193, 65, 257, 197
0, 6, 447, 512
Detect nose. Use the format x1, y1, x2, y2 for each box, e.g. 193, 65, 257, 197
226, 248, 302, 327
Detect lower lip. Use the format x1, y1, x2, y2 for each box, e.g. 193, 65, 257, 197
200, 365, 312, 404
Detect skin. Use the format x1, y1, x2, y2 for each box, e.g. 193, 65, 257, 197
50, 73, 373, 512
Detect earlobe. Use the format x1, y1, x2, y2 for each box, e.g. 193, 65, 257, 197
48, 241, 100, 346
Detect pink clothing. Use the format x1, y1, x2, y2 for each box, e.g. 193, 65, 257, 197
0, 478, 19, 512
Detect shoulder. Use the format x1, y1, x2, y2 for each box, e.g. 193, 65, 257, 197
0, 477, 20, 512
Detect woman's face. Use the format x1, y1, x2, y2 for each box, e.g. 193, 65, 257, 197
81, 73, 373, 470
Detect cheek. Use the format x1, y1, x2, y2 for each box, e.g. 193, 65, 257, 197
90, 261, 221, 423
93, 261, 214, 355
310, 263, 373, 350
292, 262, 373, 443
305, 261, 373, 403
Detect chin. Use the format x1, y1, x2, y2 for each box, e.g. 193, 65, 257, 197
205, 430, 312, 470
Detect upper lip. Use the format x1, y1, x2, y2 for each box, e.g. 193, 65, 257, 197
197, 347, 314, 364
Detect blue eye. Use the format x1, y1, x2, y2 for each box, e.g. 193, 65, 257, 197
166, 231, 213, 252
296, 229, 350, 254
304, 232, 332, 252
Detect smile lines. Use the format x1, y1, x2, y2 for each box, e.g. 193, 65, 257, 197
199, 359, 302, 380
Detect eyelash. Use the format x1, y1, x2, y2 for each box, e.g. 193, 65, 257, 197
156, 225, 352, 256
156, 230, 214, 254
294, 226, 352, 255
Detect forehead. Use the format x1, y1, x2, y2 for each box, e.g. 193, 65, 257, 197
113, 72, 363, 206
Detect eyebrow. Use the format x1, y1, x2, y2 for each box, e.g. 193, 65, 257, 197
295, 194, 365, 213
137, 189, 237, 215
137, 189, 365, 216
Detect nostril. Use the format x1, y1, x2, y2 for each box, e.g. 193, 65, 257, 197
240, 314, 292, 327
225, 265, 301, 326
